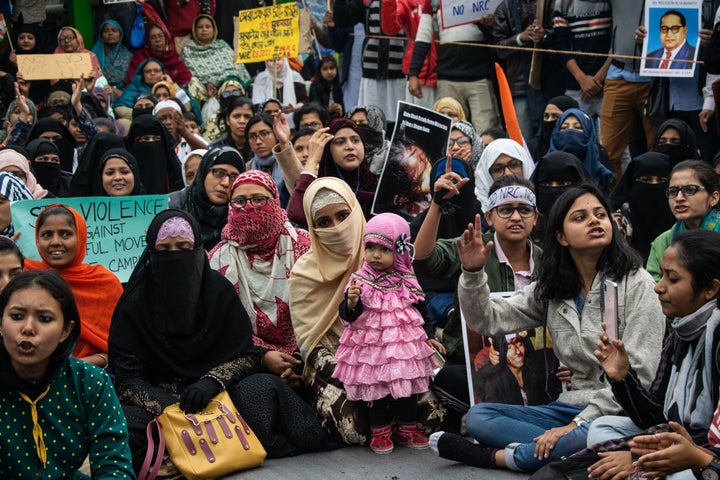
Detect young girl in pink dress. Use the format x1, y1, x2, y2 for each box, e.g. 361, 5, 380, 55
334, 212, 437, 454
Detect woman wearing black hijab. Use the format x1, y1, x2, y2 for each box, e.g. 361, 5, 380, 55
109, 209, 331, 472
125, 115, 184, 194
91, 148, 146, 197
27, 118, 77, 173
532, 95, 580, 161
530, 151, 589, 245
168, 146, 246, 251
652, 118, 700, 166
610, 152, 674, 261
70, 132, 125, 196
25, 138, 71, 197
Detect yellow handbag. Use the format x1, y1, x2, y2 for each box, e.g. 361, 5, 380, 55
138, 390, 266, 480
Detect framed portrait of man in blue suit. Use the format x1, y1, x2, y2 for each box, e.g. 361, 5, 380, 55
641, 3, 701, 78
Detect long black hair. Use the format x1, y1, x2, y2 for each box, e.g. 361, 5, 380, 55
535, 183, 642, 302
672, 230, 720, 307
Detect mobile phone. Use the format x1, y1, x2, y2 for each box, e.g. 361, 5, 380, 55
603, 279, 618, 340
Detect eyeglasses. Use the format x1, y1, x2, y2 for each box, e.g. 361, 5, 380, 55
248, 130, 273, 142
231, 196, 271, 208
143, 68, 162, 74
209, 167, 239, 184
489, 159, 523, 177
300, 121, 323, 130
449, 136, 471, 147
58, 35, 76, 42
221, 90, 243, 99
494, 205, 536, 218
660, 25, 683, 34
148, 34, 165, 40
665, 184, 706, 198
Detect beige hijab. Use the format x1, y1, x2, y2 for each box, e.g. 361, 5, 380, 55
289, 177, 366, 360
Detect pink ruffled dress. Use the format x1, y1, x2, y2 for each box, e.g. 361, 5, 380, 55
334, 270, 437, 402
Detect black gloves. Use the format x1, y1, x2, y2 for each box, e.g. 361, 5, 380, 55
179, 377, 222, 413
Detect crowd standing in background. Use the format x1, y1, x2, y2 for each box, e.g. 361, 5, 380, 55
3, 0, 720, 478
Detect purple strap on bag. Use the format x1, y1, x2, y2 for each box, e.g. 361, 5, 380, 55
204, 419, 219, 444
217, 416, 233, 439
198, 439, 216, 462
234, 425, 251, 450
181, 430, 197, 455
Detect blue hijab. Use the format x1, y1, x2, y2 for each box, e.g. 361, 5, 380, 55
91, 20, 133, 90
549, 108, 614, 194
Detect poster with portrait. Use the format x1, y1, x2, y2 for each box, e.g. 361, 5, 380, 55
640, 0, 702, 78
371, 102, 452, 221
460, 297, 563, 407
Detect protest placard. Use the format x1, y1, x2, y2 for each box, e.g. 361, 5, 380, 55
17, 53, 94, 80
640, 0, 702, 78
235, 4, 301, 63
371, 102, 452, 221
460, 299, 562, 407
11, 195, 168, 282
440, 0, 503, 29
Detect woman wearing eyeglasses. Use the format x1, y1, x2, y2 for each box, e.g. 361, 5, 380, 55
209, 170, 310, 388
433, 183, 664, 473
474, 138, 535, 214
168, 146, 246, 250
646, 160, 720, 281
448, 120, 483, 171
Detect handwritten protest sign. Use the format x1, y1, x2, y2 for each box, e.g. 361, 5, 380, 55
236, 4, 300, 63
440, 0, 503, 29
371, 102, 452, 221
11, 195, 168, 282
17, 53, 93, 80
640, 0, 702, 78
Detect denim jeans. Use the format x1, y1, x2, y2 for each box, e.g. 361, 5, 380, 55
466, 401, 588, 472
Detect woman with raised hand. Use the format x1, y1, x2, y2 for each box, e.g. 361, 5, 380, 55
432, 184, 664, 473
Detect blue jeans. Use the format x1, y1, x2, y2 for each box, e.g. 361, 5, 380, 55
466, 401, 589, 472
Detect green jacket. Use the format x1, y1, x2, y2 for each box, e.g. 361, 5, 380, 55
646, 228, 672, 282
414, 232, 542, 363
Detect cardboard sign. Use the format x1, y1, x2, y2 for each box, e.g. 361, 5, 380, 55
440, 0, 503, 29
17, 53, 94, 80
11, 195, 168, 283
236, 4, 301, 63
640, 0, 702, 78
371, 102, 452, 221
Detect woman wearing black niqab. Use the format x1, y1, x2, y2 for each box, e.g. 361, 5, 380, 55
652, 118, 700, 166
27, 118, 77, 173
109, 209, 332, 472
125, 114, 184, 194
610, 152, 674, 261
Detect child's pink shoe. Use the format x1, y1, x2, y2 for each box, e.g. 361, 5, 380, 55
369, 425, 394, 454
395, 424, 429, 449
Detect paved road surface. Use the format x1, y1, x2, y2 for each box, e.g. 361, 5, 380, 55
223, 444, 531, 479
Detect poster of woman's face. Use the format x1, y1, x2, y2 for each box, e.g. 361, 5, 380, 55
371, 102, 452, 221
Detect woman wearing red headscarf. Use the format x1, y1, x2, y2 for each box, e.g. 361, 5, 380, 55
209, 170, 310, 388
24, 204, 123, 368
287, 117, 379, 228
